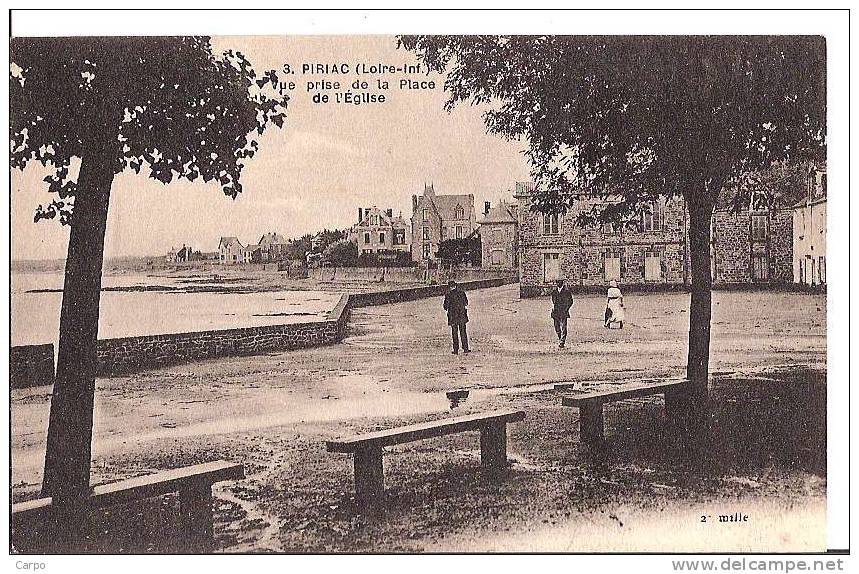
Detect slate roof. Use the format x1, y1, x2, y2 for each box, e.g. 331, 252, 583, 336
479, 203, 518, 224
218, 236, 243, 249
428, 194, 474, 221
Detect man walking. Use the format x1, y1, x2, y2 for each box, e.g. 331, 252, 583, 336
443, 280, 470, 354
550, 279, 574, 348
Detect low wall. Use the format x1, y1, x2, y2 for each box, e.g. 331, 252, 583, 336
310, 266, 517, 284
10, 344, 55, 389
348, 276, 518, 308
93, 294, 350, 375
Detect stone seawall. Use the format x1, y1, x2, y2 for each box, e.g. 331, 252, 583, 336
93, 294, 350, 375
348, 276, 519, 308
10, 343, 55, 389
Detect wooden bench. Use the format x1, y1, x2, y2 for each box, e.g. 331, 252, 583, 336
11, 460, 243, 552
559, 379, 690, 448
327, 409, 525, 512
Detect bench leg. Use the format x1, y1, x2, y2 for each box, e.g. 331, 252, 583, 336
179, 484, 214, 552
354, 445, 384, 513
579, 402, 605, 449
480, 422, 508, 470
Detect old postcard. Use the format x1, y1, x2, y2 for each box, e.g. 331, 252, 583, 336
6, 8, 849, 564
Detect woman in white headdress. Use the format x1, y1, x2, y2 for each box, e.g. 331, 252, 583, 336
604, 280, 625, 328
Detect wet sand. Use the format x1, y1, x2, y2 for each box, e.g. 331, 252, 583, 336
11, 285, 827, 552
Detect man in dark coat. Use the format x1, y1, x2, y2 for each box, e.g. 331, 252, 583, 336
443, 280, 470, 354
550, 279, 574, 348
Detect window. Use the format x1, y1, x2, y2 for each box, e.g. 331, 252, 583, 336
454, 205, 464, 220
604, 255, 621, 282
393, 230, 405, 245
493, 227, 505, 241
602, 221, 617, 235
752, 254, 769, 282
422, 243, 431, 259
456, 226, 463, 239
422, 208, 429, 221
819, 256, 826, 284
441, 227, 447, 239
543, 253, 561, 282
751, 215, 767, 241
491, 250, 505, 266
370, 214, 378, 226
542, 214, 560, 235
364, 232, 370, 244
422, 227, 430, 240
379, 232, 386, 244
645, 252, 662, 281
640, 202, 661, 232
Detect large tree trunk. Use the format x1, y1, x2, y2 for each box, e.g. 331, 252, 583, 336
41, 151, 115, 500
680, 193, 716, 465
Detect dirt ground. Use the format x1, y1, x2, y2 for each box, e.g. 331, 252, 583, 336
10, 285, 827, 553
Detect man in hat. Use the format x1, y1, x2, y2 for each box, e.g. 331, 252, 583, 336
550, 278, 574, 348
443, 280, 470, 354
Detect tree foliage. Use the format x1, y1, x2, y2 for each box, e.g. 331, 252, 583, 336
398, 35, 826, 221
323, 239, 359, 266
437, 236, 481, 267
11, 36, 288, 222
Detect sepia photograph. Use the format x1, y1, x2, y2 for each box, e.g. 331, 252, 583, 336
6, 7, 850, 563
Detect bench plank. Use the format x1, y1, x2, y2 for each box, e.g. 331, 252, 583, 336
12, 460, 243, 518
561, 379, 689, 406
90, 460, 244, 508
327, 409, 525, 453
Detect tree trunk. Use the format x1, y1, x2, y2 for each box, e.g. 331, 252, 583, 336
681, 194, 716, 465
41, 151, 115, 500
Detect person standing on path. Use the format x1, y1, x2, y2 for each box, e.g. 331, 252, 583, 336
443, 280, 470, 354
550, 279, 574, 348
604, 280, 625, 328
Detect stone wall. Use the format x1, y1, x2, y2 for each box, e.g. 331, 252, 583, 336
712, 209, 793, 285
93, 294, 350, 375
348, 276, 519, 308
10, 343, 55, 389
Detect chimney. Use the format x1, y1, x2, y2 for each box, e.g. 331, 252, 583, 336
412, 194, 418, 211
358, 208, 363, 223
484, 201, 491, 216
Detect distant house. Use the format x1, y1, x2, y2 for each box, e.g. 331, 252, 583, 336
258, 232, 289, 261
792, 168, 827, 286
410, 183, 477, 263
165, 247, 178, 263
166, 244, 194, 263
478, 200, 519, 270
348, 206, 411, 256
218, 237, 244, 265
243, 243, 262, 264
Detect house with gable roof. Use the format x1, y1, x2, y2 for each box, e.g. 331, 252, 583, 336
410, 183, 476, 263
218, 236, 244, 265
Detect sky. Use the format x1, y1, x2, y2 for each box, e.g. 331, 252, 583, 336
10, 35, 531, 260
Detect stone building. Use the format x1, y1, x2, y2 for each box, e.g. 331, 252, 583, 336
515, 181, 795, 297
218, 236, 244, 265
411, 183, 477, 263
349, 206, 411, 256
258, 232, 290, 261
477, 200, 519, 270
792, 168, 827, 286
711, 204, 793, 285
